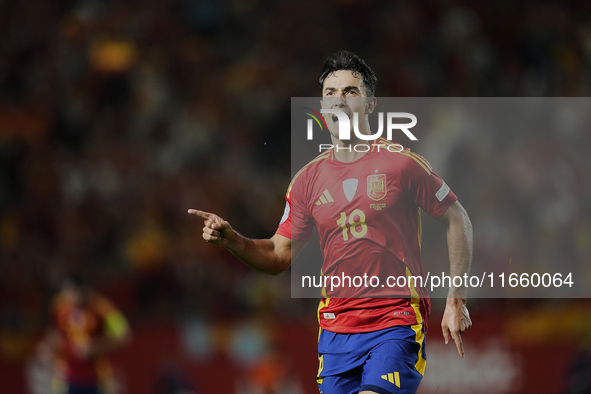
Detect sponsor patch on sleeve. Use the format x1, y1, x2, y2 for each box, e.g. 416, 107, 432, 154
435, 181, 450, 202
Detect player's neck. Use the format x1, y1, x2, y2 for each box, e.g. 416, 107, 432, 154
330, 120, 376, 163
330, 134, 370, 163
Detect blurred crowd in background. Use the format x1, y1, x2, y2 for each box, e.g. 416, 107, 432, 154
1, 0, 591, 393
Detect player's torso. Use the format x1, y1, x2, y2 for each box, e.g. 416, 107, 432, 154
306, 150, 419, 291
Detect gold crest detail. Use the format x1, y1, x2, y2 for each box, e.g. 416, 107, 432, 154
367, 174, 387, 201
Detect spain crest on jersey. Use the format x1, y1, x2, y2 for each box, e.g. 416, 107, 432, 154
367, 174, 387, 201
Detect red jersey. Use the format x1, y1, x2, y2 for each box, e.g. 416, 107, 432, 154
276, 139, 457, 333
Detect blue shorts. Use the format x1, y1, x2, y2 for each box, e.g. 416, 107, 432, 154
317, 324, 426, 394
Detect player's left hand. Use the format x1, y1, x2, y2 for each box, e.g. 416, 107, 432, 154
441, 298, 472, 358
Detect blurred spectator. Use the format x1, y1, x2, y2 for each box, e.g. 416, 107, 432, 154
154, 357, 198, 394
236, 351, 303, 394
565, 349, 591, 394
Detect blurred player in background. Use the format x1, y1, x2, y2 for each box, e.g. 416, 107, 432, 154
36, 274, 131, 394
189, 50, 473, 394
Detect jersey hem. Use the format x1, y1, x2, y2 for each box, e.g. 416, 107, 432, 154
319, 318, 422, 334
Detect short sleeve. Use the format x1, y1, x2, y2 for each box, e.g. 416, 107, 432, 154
276, 173, 314, 241
402, 152, 457, 218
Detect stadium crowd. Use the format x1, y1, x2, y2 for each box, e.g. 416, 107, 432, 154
1, 0, 590, 392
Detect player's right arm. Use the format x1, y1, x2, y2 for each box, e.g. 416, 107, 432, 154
188, 209, 306, 275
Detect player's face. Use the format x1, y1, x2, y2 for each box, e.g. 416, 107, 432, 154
320, 70, 371, 139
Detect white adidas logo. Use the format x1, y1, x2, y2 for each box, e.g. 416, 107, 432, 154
315, 189, 334, 206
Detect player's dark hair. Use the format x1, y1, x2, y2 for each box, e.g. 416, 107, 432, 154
318, 50, 378, 97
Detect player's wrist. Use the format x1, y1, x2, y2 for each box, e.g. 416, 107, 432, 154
225, 229, 245, 253
445, 293, 467, 305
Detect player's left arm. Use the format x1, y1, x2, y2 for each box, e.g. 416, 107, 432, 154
434, 200, 473, 358
84, 302, 132, 359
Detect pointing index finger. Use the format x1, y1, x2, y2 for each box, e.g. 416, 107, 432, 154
188, 209, 213, 219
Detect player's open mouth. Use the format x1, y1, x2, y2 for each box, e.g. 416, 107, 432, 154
332, 115, 338, 123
